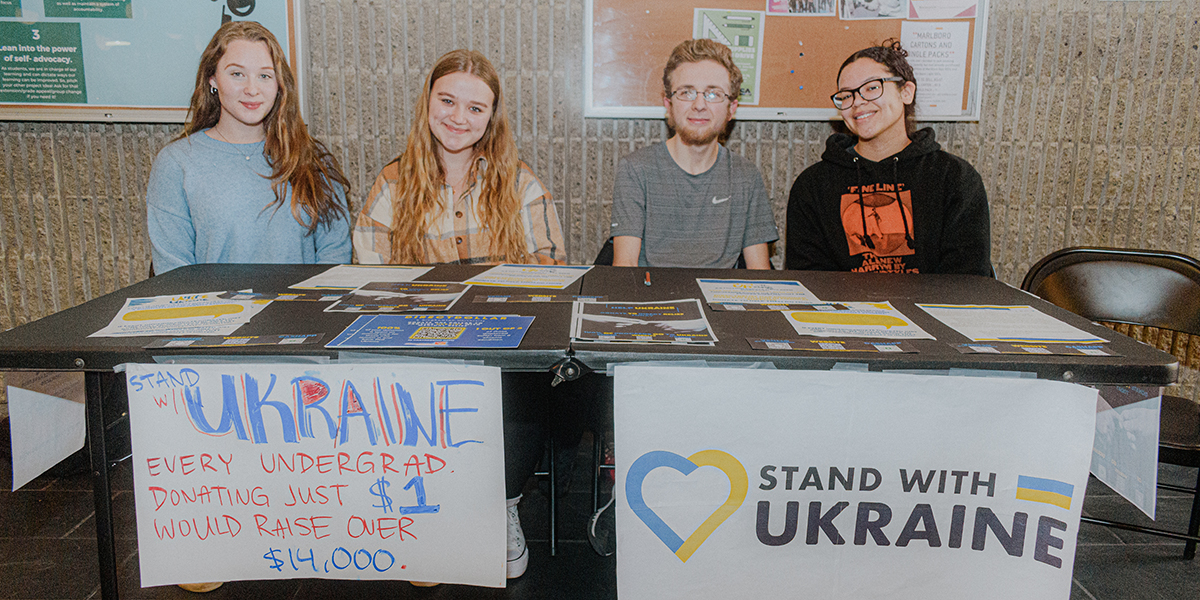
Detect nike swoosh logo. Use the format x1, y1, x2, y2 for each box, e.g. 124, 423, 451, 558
711, 197, 730, 205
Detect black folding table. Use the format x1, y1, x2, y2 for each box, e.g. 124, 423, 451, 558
0, 264, 1179, 599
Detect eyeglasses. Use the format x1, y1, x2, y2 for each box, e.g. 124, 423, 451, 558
830, 77, 906, 109
668, 88, 733, 103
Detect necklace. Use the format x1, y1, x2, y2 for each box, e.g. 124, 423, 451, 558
211, 126, 257, 162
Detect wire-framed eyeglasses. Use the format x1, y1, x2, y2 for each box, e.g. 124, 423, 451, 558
668, 87, 734, 103
831, 77, 906, 110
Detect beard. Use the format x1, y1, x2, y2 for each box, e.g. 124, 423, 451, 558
666, 111, 724, 146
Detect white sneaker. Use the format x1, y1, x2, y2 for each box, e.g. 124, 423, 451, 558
177, 582, 223, 593
506, 495, 528, 578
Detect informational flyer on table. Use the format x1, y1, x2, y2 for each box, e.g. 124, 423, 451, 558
0, 1, 294, 113
783, 301, 934, 339
326, 314, 535, 349
124, 362, 507, 587
917, 304, 1107, 343
463, 264, 592, 289
571, 299, 717, 345
692, 8, 763, 104
696, 279, 819, 310
89, 292, 271, 338
901, 20, 971, 116
289, 265, 433, 290
324, 282, 469, 313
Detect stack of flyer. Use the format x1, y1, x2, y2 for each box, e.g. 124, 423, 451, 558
570, 299, 717, 345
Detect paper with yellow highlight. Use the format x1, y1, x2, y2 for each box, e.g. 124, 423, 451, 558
782, 301, 934, 339
121, 303, 246, 321
90, 291, 271, 338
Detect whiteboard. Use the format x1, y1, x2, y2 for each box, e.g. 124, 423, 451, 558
0, 0, 300, 122
585, 0, 988, 121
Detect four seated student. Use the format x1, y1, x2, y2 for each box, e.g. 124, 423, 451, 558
147, 21, 351, 276
785, 40, 991, 275
610, 38, 779, 269
143, 29, 989, 593
353, 49, 566, 583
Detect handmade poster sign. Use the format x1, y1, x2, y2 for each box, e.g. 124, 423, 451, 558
124, 362, 506, 588
615, 366, 1096, 599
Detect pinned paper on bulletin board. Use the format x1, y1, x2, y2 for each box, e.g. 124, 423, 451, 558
0, 1, 300, 122
585, 0, 988, 120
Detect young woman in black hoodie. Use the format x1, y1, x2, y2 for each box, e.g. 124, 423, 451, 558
785, 40, 991, 275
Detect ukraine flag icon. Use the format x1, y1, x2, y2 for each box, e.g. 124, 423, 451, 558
1015, 475, 1075, 510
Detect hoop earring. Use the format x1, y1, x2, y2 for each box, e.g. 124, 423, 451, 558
210, 86, 218, 95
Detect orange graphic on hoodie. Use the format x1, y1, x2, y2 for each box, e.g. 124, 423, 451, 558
840, 189, 915, 259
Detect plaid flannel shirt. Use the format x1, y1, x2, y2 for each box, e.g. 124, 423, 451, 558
354, 158, 565, 265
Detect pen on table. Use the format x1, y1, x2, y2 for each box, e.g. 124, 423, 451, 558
644, 271, 652, 286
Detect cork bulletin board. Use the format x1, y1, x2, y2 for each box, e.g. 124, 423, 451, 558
585, 0, 988, 121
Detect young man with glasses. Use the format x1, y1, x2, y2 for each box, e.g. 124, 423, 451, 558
609, 38, 778, 269
785, 40, 991, 276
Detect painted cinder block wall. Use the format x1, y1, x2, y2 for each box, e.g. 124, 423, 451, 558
2, 0, 1198, 413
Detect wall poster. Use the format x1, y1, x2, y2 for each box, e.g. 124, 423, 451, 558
0, 0, 299, 122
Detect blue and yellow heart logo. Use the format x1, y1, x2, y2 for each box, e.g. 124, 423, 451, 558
625, 449, 748, 562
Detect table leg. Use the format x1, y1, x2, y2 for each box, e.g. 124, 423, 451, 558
548, 437, 556, 557
86, 371, 120, 600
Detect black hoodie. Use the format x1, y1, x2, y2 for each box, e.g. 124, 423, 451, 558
785, 128, 991, 276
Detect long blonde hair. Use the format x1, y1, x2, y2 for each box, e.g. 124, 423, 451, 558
387, 49, 529, 264
183, 21, 349, 235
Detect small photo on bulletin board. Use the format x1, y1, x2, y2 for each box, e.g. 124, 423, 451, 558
0, 0, 299, 122
585, 0, 988, 121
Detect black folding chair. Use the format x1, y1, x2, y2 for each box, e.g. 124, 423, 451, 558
1022, 247, 1200, 559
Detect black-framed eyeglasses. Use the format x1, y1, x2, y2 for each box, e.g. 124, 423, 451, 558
830, 77, 906, 109
668, 87, 733, 103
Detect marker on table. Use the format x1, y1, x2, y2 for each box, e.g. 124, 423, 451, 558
644, 271, 652, 286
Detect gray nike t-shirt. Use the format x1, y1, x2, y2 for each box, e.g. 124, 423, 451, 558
610, 142, 779, 268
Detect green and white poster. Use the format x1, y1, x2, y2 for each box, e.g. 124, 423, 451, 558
692, 8, 764, 105
0, 21, 85, 103
0, 0, 296, 121
0, 0, 21, 18
44, 0, 132, 19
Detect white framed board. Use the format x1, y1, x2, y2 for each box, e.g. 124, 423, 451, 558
585, 0, 988, 121
0, 0, 300, 123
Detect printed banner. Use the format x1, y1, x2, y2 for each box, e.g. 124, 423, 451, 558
615, 367, 1096, 599
125, 363, 506, 588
